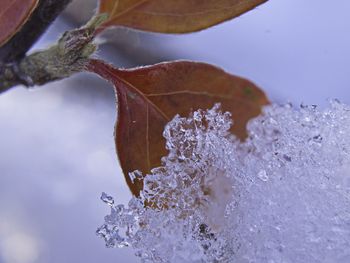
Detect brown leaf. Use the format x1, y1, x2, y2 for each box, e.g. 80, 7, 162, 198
97, 0, 268, 34
0, 0, 39, 47
88, 59, 268, 196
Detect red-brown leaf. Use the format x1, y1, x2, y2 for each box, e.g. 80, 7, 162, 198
88, 59, 269, 196
97, 0, 268, 34
0, 0, 39, 47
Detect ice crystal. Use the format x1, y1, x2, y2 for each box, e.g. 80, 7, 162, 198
98, 102, 350, 263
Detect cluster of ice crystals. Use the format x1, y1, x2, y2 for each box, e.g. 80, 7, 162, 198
97, 102, 350, 263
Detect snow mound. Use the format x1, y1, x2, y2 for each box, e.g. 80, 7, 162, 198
97, 102, 350, 263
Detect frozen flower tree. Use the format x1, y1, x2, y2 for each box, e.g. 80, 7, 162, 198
98, 102, 350, 263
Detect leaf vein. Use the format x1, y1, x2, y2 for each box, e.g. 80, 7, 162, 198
146, 104, 151, 171
133, 1, 260, 18
108, 0, 149, 23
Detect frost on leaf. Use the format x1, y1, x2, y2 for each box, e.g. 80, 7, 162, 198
98, 101, 350, 263
87, 59, 268, 197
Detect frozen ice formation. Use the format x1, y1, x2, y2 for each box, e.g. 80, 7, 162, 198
97, 102, 350, 263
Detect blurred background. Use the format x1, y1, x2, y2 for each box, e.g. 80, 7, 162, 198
1, 0, 350, 262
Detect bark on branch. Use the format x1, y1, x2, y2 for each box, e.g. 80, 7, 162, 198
0, 0, 73, 63
0, 10, 107, 94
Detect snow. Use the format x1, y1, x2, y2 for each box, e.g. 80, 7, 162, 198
97, 102, 350, 263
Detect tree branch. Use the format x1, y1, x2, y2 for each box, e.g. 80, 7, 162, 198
0, 13, 108, 94
0, 0, 72, 63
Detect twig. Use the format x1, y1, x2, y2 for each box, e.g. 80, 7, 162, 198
0, 0, 72, 63
0, 14, 108, 93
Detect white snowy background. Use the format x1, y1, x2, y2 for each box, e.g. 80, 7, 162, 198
1, 0, 350, 262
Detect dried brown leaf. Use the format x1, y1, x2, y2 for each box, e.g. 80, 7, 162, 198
97, 0, 267, 33
0, 0, 39, 47
88, 59, 268, 195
